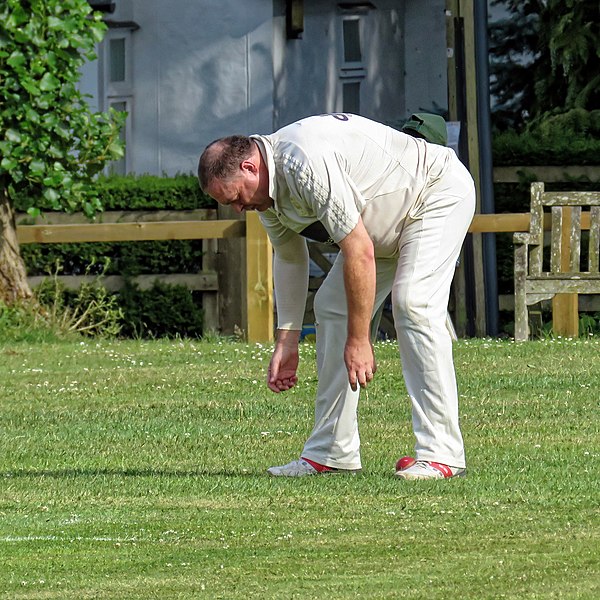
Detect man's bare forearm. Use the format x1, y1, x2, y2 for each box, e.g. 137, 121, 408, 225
338, 219, 376, 341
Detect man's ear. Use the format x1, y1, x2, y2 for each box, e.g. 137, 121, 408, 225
241, 159, 258, 175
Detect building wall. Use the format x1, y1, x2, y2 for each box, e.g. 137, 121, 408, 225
403, 0, 448, 118
79, 0, 448, 177
273, 0, 407, 130
81, 0, 275, 176
274, 0, 447, 130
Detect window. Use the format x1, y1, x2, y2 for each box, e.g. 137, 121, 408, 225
343, 81, 361, 114
104, 31, 132, 96
343, 19, 362, 63
102, 26, 135, 174
108, 99, 129, 175
339, 16, 365, 114
109, 38, 126, 82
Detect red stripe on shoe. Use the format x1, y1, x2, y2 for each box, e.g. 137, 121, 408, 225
427, 462, 454, 478
301, 457, 335, 473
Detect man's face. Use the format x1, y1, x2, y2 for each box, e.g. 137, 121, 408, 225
206, 161, 273, 213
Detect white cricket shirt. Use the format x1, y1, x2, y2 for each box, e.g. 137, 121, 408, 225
253, 113, 457, 259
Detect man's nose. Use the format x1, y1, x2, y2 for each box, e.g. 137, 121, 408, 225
233, 203, 244, 214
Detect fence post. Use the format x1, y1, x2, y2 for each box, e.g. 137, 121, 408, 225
201, 211, 219, 334
216, 205, 247, 336
246, 212, 274, 343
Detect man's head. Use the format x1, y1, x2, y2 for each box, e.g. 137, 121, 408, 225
198, 135, 253, 191
198, 136, 273, 213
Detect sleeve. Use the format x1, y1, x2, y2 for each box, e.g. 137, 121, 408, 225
272, 233, 310, 330
259, 211, 309, 330
280, 146, 363, 245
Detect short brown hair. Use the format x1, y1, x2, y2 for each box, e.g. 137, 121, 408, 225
197, 135, 254, 191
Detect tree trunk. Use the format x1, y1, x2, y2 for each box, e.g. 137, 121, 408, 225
0, 188, 33, 305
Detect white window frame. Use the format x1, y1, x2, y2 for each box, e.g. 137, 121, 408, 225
104, 28, 133, 99
107, 97, 132, 176
341, 16, 363, 69
99, 26, 135, 176
338, 15, 366, 113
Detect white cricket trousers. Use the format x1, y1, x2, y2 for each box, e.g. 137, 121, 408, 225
301, 157, 476, 470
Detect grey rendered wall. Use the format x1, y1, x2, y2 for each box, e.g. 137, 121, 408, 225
403, 0, 448, 118
78, 0, 448, 177
273, 0, 448, 131
132, 0, 274, 175
86, 0, 275, 176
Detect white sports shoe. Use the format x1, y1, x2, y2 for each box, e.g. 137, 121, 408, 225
267, 458, 361, 477
395, 460, 466, 480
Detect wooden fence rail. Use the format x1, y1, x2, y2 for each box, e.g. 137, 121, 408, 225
15, 212, 589, 342
17, 219, 246, 244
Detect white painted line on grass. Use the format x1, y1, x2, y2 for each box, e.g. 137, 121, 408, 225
0, 535, 141, 543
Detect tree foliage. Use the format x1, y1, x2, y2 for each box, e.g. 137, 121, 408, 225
0, 0, 124, 217
489, 0, 600, 130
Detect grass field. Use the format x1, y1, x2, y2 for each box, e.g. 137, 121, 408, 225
0, 336, 598, 599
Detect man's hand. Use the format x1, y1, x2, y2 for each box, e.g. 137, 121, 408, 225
344, 337, 376, 391
268, 329, 301, 393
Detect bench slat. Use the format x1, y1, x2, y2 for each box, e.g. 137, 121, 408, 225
527, 273, 600, 280
529, 182, 545, 275
550, 207, 563, 274
542, 192, 600, 207
526, 279, 600, 295
590, 206, 600, 273
570, 206, 582, 272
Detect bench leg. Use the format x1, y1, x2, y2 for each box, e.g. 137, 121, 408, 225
514, 245, 528, 341
552, 293, 579, 338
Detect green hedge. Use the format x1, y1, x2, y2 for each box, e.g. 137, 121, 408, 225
492, 109, 600, 166
21, 174, 216, 338
23, 240, 205, 277
92, 174, 215, 210
117, 281, 205, 339
493, 132, 600, 166
13, 173, 216, 212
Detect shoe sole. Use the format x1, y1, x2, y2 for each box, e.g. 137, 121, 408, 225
267, 468, 362, 477
395, 468, 466, 480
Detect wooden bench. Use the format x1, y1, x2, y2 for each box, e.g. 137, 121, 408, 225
513, 182, 600, 341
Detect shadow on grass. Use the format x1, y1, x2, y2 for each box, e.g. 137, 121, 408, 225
2, 467, 262, 478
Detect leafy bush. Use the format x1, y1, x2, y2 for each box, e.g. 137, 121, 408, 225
35, 269, 123, 338
534, 109, 600, 141
0, 300, 61, 343
0, 0, 123, 217
0, 261, 123, 342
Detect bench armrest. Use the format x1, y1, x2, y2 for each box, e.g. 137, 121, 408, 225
513, 232, 531, 244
